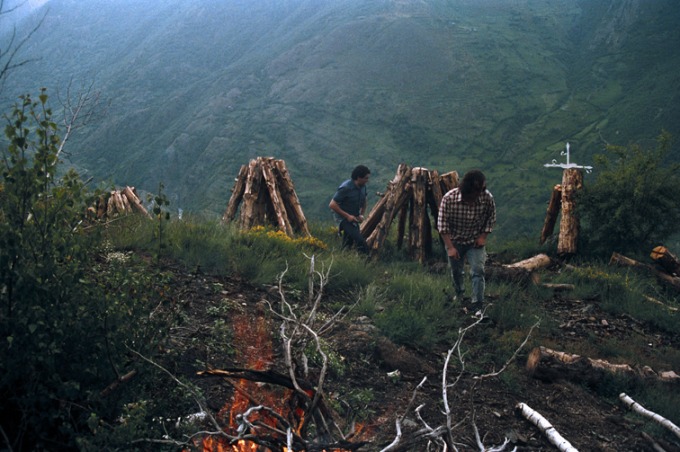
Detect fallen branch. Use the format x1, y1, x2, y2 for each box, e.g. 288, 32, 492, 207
516, 402, 578, 452
619, 393, 680, 441
609, 252, 680, 291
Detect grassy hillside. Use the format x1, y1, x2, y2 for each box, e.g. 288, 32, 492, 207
2, 0, 678, 237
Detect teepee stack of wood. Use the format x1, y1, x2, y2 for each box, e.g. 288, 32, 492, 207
223, 157, 310, 237
90, 186, 151, 220
539, 168, 584, 256
360, 163, 458, 263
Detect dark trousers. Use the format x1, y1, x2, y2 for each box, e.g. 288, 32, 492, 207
339, 219, 369, 254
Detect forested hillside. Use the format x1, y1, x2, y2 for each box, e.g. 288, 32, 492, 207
3, 0, 678, 234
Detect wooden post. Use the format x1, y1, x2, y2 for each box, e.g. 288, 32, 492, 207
540, 184, 562, 244
557, 169, 583, 256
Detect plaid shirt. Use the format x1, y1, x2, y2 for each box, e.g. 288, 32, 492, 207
437, 188, 496, 245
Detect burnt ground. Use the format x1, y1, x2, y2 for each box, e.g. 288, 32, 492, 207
161, 259, 680, 452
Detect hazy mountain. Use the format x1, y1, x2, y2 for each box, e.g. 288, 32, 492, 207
3, 0, 679, 235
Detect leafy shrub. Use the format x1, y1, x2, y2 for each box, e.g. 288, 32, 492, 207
0, 92, 176, 449
578, 131, 680, 256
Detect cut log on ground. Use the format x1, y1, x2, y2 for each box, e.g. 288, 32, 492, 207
360, 164, 458, 263
557, 169, 583, 256
650, 245, 680, 277
223, 157, 310, 237
526, 346, 680, 384
486, 254, 554, 286
609, 252, 680, 291
540, 184, 562, 244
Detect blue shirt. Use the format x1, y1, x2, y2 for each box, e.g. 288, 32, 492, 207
332, 179, 367, 224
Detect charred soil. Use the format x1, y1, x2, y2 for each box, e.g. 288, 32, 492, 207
161, 260, 679, 452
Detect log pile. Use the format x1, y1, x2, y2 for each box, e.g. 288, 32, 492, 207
223, 157, 310, 237
90, 186, 151, 220
360, 164, 458, 263
539, 169, 583, 256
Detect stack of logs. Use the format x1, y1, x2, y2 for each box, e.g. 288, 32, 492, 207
223, 157, 310, 237
360, 164, 458, 263
90, 186, 151, 220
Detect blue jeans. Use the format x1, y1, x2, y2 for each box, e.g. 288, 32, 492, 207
448, 244, 486, 303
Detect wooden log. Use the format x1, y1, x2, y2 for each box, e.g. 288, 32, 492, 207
261, 157, 293, 237
274, 159, 310, 236
365, 164, 412, 252
610, 252, 680, 291
410, 168, 428, 263
122, 186, 151, 218
516, 403, 578, 452
395, 202, 408, 250
540, 184, 562, 245
620, 393, 680, 440
650, 245, 680, 277
439, 170, 459, 194
240, 159, 266, 230
223, 164, 248, 223
526, 346, 679, 384
360, 193, 386, 238
427, 170, 444, 227
506, 253, 553, 271
557, 169, 583, 256
485, 265, 533, 285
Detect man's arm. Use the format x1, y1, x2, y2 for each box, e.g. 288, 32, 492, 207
329, 199, 360, 223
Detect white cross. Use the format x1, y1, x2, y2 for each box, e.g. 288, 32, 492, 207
544, 142, 593, 173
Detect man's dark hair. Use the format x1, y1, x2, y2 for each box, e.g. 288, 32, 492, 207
351, 165, 371, 180
460, 169, 486, 201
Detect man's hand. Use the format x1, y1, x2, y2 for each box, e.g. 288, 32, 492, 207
474, 234, 487, 248
447, 246, 460, 260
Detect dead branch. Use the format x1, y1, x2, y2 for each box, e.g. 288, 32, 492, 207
516, 402, 578, 452
610, 252, 680, 291
619, 393, 680, 440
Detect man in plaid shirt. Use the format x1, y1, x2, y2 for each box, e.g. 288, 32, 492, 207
437, 170, 496, 304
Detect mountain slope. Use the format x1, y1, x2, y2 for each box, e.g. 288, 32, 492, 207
3, 0, 678, 232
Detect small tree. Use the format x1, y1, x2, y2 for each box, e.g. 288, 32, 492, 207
0, 91, 173, 450
578, 131, 680, 257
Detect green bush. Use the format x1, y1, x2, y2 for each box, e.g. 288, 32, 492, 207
578, 131, 680, 257
0, 92, 177, 450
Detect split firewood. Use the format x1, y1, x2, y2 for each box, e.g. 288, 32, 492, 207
223, 164, 248, 222
122, 186, 151, 218
516, 402, 578, 452
610, 252, 680, 291
650, 245, 680, 277
527, 346, 680, 384
620, 393, 680, 440
540, 184, 562, 244
225, 157, 310, 237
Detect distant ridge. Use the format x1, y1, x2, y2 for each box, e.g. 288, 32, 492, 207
3, 0, 678, 233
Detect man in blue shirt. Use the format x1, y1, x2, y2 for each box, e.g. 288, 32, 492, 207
329, 165, 370, 254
